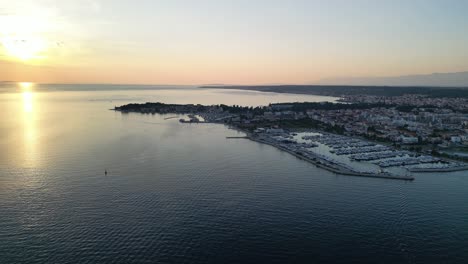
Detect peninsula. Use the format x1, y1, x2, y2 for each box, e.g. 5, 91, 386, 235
115, 100, 468, 181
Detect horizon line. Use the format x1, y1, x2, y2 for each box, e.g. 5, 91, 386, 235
1, 81, 468, 89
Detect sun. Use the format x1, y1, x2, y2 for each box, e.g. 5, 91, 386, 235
1, 34, 46, 61
19, 82, 34, 90
0, 15, 49, 61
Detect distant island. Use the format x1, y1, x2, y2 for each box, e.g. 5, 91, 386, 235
114, 95, 468, 180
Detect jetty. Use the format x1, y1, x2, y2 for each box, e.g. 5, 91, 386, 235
409, 166, 468, 173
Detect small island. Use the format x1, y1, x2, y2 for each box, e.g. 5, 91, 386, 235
115, 100, 468, 181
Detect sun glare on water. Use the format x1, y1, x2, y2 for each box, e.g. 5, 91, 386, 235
20, 82, 35, 113
17, 82, 40, 167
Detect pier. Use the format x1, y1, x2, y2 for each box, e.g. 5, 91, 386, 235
409, 166, 468, 173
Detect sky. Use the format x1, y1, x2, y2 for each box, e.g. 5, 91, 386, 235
1, 0, 468, 85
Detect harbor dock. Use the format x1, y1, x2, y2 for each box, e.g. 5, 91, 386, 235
409, 166, 468, 173
248, 135, 415, 181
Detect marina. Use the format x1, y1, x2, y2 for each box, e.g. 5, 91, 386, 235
376, 156, 439, 168
248, 135, 414, 181
351, 151, 410, 161
247, 129, 468, 180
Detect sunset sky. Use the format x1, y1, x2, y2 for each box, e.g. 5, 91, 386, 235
1, 0, 468, 84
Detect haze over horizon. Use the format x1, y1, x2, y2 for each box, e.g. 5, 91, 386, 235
317, 71, 468, 87
1, 0, 468, 85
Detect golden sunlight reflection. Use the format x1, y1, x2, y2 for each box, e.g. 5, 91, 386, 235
20, 82, 34, 112
18, 82, 39, 167
23, 90, 34, 113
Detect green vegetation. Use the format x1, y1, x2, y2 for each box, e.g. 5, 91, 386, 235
115, 102, 267, 115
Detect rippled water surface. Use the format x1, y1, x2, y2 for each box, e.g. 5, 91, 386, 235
0, 84, 467, 263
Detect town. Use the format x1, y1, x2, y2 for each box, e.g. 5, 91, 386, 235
115, 94, 468, 179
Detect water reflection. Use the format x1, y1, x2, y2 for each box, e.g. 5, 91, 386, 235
19, 82, 39, 167
23, 90, 34, 113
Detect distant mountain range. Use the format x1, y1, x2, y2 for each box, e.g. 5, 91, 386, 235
318, 71, 468, 87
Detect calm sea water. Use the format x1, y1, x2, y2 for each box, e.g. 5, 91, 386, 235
0, 84, 467, 263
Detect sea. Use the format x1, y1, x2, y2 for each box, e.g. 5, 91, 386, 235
0, 83, 467, 263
